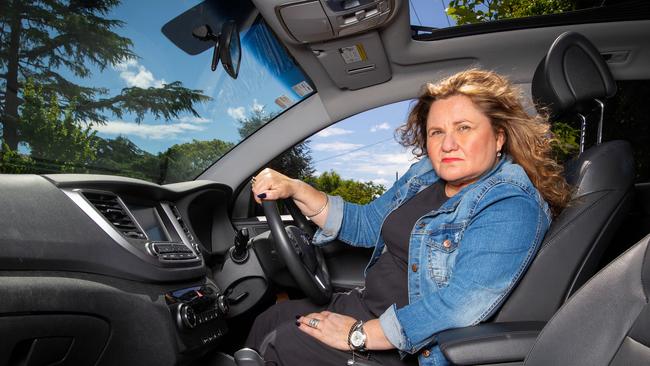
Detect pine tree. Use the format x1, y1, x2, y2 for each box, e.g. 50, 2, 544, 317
0, 0, 210, 152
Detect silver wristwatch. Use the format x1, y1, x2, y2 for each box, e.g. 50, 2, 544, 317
348, 320, 367, 352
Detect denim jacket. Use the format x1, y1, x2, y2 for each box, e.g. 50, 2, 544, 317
313, 156, 551, 366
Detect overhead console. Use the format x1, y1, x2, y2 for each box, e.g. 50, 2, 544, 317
273, 0, 398, 90
278, 0, 394, 43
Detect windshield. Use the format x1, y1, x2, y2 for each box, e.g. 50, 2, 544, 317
0, 0, 314, 184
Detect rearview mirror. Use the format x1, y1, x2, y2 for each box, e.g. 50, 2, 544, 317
220, 21, 241, 79
191, 20, 241, 79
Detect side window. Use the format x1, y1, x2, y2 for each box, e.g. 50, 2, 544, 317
243, 99, 415, 218
305, 100, 415, 203
602, 80, 650, 183
550, 80, 650, 183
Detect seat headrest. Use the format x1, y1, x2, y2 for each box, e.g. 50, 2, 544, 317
532, 31, 616, 120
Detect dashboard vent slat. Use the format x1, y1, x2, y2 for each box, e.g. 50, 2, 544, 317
83, 192, 146, 240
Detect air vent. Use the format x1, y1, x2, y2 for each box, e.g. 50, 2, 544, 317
601, 51, 629, 64
83, 192, 146, 240
169, 203, 202, 257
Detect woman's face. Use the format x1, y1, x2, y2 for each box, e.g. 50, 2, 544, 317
426, 95, 505, 190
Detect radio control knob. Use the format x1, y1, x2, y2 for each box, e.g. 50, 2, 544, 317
217, 294, 229, 315
179, 304, 197, 329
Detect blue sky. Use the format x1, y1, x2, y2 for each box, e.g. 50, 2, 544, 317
81, 0, 455, 185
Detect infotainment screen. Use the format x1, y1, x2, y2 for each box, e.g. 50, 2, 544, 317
126, 204, 169, 241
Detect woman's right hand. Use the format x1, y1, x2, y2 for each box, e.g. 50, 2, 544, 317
251, 168, 298, 204
251, 168, 329, 226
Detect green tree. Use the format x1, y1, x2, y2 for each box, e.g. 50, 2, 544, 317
446, 0, 575, 24
238, 107, 315, 179
308, 170, 342, 193
550, 121, 580, 162
0, 143, 34, 173
161, 139, 235, 184
0, 0, 210, 152
91, 135, 160, 180
19, 79, 97, 173
332, 180, 386, 204
307, 171, 386, 204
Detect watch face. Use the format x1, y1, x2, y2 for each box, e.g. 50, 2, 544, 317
350, 330, 366, 348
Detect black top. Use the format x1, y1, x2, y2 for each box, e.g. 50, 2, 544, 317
362, 180, 448, 316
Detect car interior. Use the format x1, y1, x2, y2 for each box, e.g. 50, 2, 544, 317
1, 0, 650, 365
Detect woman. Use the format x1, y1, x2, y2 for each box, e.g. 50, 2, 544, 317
247, 69, 571, 366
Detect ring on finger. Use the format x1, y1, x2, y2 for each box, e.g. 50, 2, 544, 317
308, 318, 320, 329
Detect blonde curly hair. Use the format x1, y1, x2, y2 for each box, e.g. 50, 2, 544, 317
397, 69, 571, 216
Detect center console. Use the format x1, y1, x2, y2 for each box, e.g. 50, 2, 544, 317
165, 284, 230, 353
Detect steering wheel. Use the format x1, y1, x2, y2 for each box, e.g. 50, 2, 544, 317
262, 199, 332, 305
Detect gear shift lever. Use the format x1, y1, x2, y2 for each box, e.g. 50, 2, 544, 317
234, 348, 265, 366
230, 228, 250, 263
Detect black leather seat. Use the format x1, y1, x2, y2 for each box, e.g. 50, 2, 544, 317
493, 31, 636, 322
524, 233, 650, 366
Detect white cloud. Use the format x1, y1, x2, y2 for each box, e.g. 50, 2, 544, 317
114, 59, 165, 88
114, 59, 138, 71
316, 127, 353, 138
336, 150, 371, 161
93, 120, 205, 140
314, 145, 416, 186
370, 178, 391, 186
312, 142, 363, 152
227, 106, 246, 121
377, 152, 415, 164
178, 116, 211, 124
251, 99, 264, 113
354, 152, 414, 170
224, 100, 269, 122
370, 122, 390, 132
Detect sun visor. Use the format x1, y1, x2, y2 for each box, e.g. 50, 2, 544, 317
278, 0, 395, 43
162, 1, 255, 55
311, 31, 391, 90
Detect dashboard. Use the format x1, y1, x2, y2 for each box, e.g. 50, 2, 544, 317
0, 173, 267, 365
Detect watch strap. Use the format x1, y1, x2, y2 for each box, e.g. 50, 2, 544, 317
347, 320, 366, 352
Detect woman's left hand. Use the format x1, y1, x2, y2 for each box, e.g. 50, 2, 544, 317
296, 311, 356, 351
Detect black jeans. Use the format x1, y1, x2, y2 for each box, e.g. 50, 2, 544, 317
245, 292, 418, 366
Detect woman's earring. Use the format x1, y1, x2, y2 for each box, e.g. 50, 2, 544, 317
496, 151, 502, 158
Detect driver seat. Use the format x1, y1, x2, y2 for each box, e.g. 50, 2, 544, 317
492, 31, 635, 322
